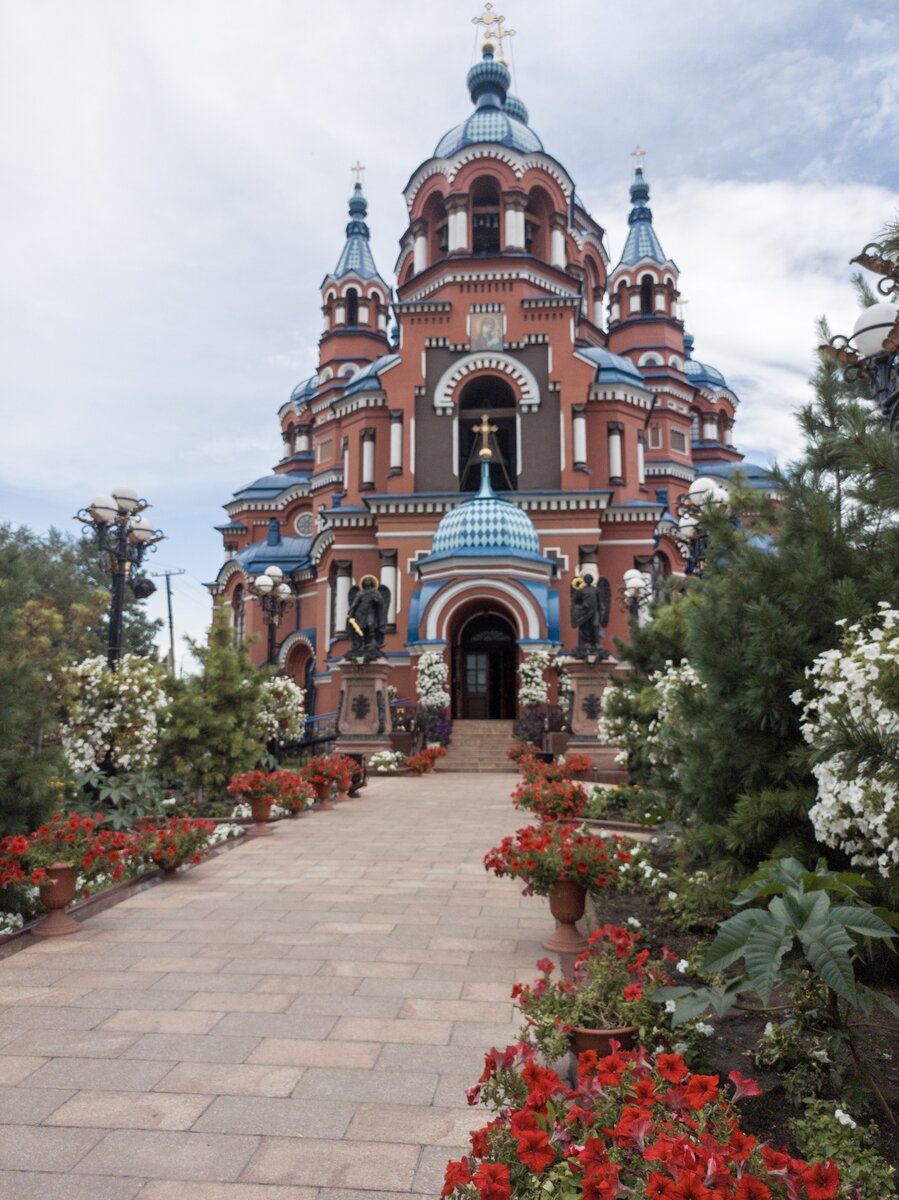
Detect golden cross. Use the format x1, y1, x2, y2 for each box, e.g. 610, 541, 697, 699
472, 3, 498, 32
491, 15, 516, 62
473, 413, 498, 459
631, 145, 647, 171
351, 160, 365, 186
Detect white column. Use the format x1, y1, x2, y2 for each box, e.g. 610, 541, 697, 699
296, 427, 311, 454
703, 416, 718, 442
342, 437, 349, 489
361, 429, 375, 488
335, 302, 346, 326
334, 563, 352, 634
637, 434, 646, 485
610, 298, 620, 323
572, 406, 587, 466
504, 200, 525, 250
608, 423, 623, 481
389, 412, 403, 470
380, 550, 398, 626
448, 205, 468, 253
413, 233, 427, 273
322, 308, 330, 332
593, 295, 604, 327
550, 221, 566, 269
358, 301, 370, 325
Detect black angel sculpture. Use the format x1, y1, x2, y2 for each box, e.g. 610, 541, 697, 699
569, 573, 611, 660
346, 575, 391, 661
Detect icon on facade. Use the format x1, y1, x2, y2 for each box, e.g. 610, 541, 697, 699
470, 310, 504, 352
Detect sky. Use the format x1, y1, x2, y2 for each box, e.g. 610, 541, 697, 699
1, 0, 896, 671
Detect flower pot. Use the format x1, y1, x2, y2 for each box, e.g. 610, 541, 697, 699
247, 796, 274, 838
543, 880, 589, 953
335, 789, 352, 803
313, 780, 334, 810
33, 863, 79, 937
569, 1024, 638, 1059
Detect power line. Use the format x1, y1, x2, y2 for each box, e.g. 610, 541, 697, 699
151, 568, 186, 673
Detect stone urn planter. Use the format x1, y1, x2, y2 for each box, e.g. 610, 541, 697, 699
34, 863, 79, 937
569, 1024, 638, 1059
247, 796, 274, 838
543, 880, 589, 953
313, 781, 334, 810
335, 786, 352, 803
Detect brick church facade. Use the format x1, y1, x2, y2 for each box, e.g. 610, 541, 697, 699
210, 35, 750, 722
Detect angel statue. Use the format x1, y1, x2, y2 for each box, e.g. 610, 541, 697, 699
346, 574, 391, 662
569, 573, 611, 660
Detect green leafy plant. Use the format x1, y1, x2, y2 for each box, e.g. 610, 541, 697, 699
791, 1100, 896, 1198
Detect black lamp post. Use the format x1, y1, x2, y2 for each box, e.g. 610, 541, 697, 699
249, 565, 294, 663
618, 568, 652, 618
823, 242, 899, 435
674, 477, 729, 577
75, 487, 164, 668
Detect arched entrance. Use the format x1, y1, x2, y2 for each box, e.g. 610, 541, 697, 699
452, 611, 517, 720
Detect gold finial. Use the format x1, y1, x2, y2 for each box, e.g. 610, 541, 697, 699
472, 2, 497, 32
491, 13, 515, 62
351, 160, 365, 186
631, 145, 647, 172
472, 2, 515, 58
472, 413, 497, 459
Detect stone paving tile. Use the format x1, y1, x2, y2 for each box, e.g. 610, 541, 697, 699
399, 998, 513, 1022
354, 977, 462, 1000
374, 1042, 494, 1075
27, 1057, 177, 1092
247, 1037, 382, 1069
45, 1088, 214, 1130
0, 1084, 73, 1123
448, 1019, 521, 1046
0, 1171, 143, 1200
0, 1123, 106, 1171
194, 1094, 355, 1137
293, 1065, 438, 1105
136, 1184, 316, 1200
460, 981, 515, 1002
180, 990, 294, 1012
253, 974, 359, 995
413, 1144, 470, 1195
155, 1061, 303, 1097
432, 1074, 478, 1108
242, 1136, 420, 1189
282, 994, 402, 1018
211, 1011, 338, 1039
345, 1102, 480, 1146
0, 1005, 116, 1033
150, 972, 264, 992
98, 1009, 223, 1034
317, 959, 417, 979
74, 1130, 260, 1180
0, 1029, 139, 1058
125, 1032, 261, 1063
330, 1016, 451, 1044
0, 1055, 48, 1084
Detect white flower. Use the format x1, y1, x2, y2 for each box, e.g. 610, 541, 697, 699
664, 1000, 677, 1013
694, 1021, 714, 1037
810, 1048, 830, 1063
668, 890, 679, 902
676, 959, 688, 974
626, 917, 641, 928
762, 1022, 774, 1038
834, 1108, 857, 1128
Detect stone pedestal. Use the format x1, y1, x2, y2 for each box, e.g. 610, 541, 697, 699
557, 655, 625, 778
335, 658, 393, 758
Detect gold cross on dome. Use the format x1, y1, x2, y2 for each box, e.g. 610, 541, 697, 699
351, 160, 365, 186
472, 3, 498, 32
491, 16, 516, 62
631, 145, 647, 171
473, 413, 498, 459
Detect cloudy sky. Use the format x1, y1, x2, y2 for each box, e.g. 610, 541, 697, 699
1, 0, 896, 669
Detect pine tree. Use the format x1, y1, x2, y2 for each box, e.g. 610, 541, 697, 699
157, 605, 269, 800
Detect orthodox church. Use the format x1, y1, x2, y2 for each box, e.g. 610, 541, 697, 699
210, 20, 755, 722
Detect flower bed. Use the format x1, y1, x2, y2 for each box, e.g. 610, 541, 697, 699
484, 824, 631, 896
512, 779, 587, 822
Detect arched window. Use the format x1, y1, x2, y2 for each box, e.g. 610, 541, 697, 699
690, 410, 701, 441
471, 180, 501, 255
525, 187, 553, 261
232, 584, 246, 644
640, 275, 654, 316
457, 376, 517, 491
423, 193, 448, 264
345, 288, 359, 326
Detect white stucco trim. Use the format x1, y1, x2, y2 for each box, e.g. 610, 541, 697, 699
424, 578, 542, 641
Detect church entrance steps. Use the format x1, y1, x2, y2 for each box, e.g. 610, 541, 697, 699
440, 720, 517, 773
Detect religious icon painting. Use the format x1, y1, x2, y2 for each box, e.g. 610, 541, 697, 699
469, 309, 504, 352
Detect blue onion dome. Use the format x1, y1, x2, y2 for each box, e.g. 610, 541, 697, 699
683, 334, 728, 388
617, 165, 667, 267
434, 46, 543, 158
430, 461, 541, 558
289, 376, 316, 406
503, 94, 529, 124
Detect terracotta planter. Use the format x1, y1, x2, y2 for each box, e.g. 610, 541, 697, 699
313, 780, 334, 810
543, 880, 588, 953
569, 1024, 638, 1059
34, 863, 79, 937
247, 796, 274, 838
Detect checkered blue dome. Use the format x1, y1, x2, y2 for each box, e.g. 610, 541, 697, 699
434, 47, 543, 159
430, 463, 540, 557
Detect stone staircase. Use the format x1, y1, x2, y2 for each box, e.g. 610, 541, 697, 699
440, 720, 517, 773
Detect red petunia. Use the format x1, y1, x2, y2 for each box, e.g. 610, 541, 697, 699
516, 1128, 554, 1173
735, 1177, 772, 1200
646, 1173, 675, 1199
671, 1170, 713, 1198
682, 1074, 719, 1110
656, 1053, 689, 1083
728, 1069, 763, 1100
801, 1161, 840, 1200
442, 1159, 471, 1197
623, 983, 643, 1002
472, 1162, 512, 1200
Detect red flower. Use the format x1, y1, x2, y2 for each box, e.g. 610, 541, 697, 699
656, 1053, 688, 1083
596, 1051, 627, 1086
735, 1178, 772, 1199
671, 1171, 713, 1198
516, 1128, 554, 1173
646, 1173, 675, 1199
472, 1162, 511, 1200
442, 1158, 472, 1197
623, 983, 643, 1002
728, 1069, 762, 1100
801, 1162, 840, 1200
682, 1074, 719, 1111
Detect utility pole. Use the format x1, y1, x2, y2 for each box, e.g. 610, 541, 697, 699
152, 569, 186, 673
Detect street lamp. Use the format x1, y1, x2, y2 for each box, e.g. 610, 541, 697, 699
75, 487, 164, 668
823, 241, 899, 434
674, 476, 729, 577
249, 565, 294, 663
619, 568, 652, 618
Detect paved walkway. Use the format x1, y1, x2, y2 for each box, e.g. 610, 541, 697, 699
0, 773, 548, 1200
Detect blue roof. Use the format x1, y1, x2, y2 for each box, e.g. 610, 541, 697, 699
232, 472, 309, 501
289, 376, 317, 406
617, 168, 668, 267
420, 462, 548, 565
342, 353, 401, 396
233, 535, 313, 576
434, 48, 543, 158
683, 334, 729, 389
703, 461, 775, 491
577, 346, 646, 387
333, 183, 381, 280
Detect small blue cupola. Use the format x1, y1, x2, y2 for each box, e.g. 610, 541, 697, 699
333, 183, 381, 281
616, 166, 668, 268
434, 45, 543, 158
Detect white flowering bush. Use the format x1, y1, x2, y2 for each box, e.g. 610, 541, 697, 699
597, 683, 647, 762
370, 749, 405, 773
255, 677, 306, 743
795, 605, 899, 877
645, 660, 706, 785
517, 650, 552, 707
415, 652, 450, 709
61, 655, 169, 775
